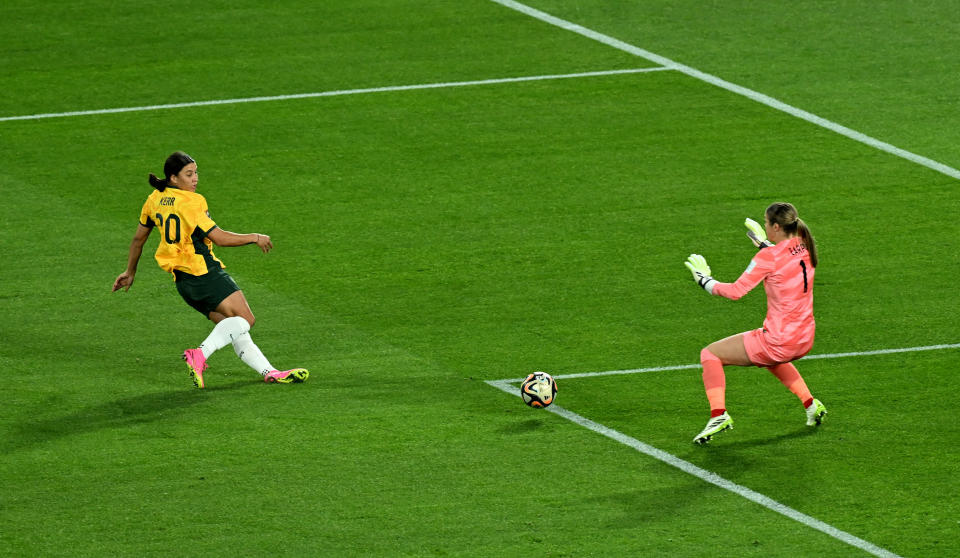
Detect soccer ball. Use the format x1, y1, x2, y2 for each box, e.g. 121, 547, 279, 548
520, 372, 557, 408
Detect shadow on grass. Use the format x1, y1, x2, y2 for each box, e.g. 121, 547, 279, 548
698, 426, 820, 453
3, 381, 255, 454
496, 418, 552, 435
584, 482, 715, 526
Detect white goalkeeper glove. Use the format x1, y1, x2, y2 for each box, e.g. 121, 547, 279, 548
684, 254, 716, 293
745, 217, 774, 249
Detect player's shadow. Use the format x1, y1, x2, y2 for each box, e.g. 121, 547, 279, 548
497, 418, 552, 435
585, 482, 716, 526
3, 382, 254, 454
703, 427, 820, 452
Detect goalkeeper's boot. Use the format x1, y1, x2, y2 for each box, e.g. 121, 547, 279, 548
183, 348, 207, 389
264, 368, 309, 384
693, 412, 733, 444
806, 398, 827, 426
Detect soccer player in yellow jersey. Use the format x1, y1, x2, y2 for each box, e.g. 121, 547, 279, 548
684, 202, 826, 444
112, 151, 308, 388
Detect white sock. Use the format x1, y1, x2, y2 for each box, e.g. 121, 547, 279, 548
232, 332, 275, 376
198, 316, 251, 359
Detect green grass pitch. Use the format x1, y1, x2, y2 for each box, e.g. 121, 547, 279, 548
2, 1, 958, 556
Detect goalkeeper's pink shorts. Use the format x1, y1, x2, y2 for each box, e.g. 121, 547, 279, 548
743, 328, 814, 367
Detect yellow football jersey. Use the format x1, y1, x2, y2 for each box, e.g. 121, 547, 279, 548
138, 188, 225, 276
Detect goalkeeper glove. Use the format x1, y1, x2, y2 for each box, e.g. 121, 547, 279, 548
684, 254, 716, 293
745, 217, 774, 249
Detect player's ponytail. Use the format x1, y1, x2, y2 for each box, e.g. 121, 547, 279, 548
149, 151, 195, 192
796, 218, 818, 268
766, 201, 818, 268
148, 173, 167, 192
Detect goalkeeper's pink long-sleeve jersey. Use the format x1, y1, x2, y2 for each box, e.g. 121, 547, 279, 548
712, 236, 815, 347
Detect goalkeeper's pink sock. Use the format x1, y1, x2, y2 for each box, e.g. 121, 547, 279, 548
767, 362, 814, 407
701, 348, 726, 417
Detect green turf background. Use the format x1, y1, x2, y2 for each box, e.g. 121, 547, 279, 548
2, 1, 958, 556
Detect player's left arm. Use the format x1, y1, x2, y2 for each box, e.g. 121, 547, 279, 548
112, 224, 152, 292
207, 227, 273, 253
195, 195, 273, 253
745, 218, 774, 249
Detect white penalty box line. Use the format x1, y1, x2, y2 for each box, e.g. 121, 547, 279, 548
489, 0, 960, 181
476, 5, 956, 549
486, 342, 960, 558
494, 342, 960, 383
0, 67, 670, 123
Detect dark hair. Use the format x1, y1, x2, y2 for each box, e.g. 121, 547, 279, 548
148, 151, 195, 192
766, 202, 818, 268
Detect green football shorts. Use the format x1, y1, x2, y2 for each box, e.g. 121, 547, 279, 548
174, 267, 241, 316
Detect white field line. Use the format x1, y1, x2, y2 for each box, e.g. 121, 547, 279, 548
489, 0, 960, 181
0, 67, 668, 123
486, 341, 958, 558
486, 379, 901, 558
496, 342, 960, 383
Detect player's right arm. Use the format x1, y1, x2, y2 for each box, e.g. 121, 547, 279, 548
112, 224, 153, 292
711, 249, 774, 300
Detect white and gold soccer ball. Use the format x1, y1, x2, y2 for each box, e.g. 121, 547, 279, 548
520, 372, 558, 408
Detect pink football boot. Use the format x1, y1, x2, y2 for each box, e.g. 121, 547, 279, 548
263, 368, 309, 384
183, 348, 208, 389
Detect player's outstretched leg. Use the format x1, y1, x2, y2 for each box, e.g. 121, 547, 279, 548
264, 368, 309, 384
693, 412, 733, 444
805, 398, 827, 426
183, 348, 208, 389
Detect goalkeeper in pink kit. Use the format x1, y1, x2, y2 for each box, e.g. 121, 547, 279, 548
684, 202, 827, 444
